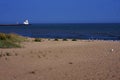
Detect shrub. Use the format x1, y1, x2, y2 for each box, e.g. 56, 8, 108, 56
63, 38, 68, 41
48, 38, 51, 41
72, 39, 77, 41
34, 38, 41, 42
54, 38, 58, 41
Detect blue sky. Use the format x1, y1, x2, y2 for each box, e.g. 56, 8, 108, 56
0, 0, 120, 23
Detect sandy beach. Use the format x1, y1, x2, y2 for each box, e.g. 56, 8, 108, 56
0, 39, 120, 80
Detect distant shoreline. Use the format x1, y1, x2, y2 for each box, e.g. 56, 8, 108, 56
0, 24, 31, 26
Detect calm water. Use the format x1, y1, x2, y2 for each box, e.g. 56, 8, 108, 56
0, 23, 120, 40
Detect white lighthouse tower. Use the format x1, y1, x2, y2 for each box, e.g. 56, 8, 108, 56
23, 20, 29, 25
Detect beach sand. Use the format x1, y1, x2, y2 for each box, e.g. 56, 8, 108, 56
0, 39, 120, 80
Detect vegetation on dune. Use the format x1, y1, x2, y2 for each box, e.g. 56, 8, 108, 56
72, 39, 77, 41
54, 38, 59, 41
0, 32, 79, 48
0, 40, 21, 48
34, 38, 42, 42
48, 38, 51, 41
63, 38, 68, 41
0, 33, 26, 48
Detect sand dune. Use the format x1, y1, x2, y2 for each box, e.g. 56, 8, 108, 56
0, 40, 120, 80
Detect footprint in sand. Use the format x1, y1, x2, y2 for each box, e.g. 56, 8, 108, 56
48, 50, 52, 53
69, 62, 73, 64
38, 55, 41, 58
29, 71, 36, 74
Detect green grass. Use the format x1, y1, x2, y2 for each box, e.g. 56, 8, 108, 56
0, 33, 26, 48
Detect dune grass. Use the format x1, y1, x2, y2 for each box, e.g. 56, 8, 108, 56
0, 33, 26, 48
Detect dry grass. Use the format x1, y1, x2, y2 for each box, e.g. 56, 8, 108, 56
0, 33, 26, 48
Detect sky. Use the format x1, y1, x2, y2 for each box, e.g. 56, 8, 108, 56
0, 0, 120, 23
